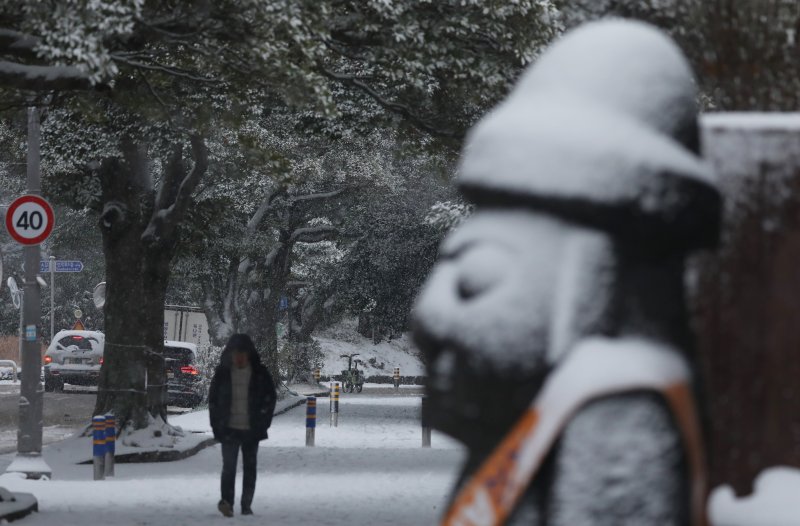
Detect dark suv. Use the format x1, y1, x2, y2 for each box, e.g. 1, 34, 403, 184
164, 340, 204, 408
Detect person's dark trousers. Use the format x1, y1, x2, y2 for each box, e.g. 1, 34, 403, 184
220, 428, 259, 509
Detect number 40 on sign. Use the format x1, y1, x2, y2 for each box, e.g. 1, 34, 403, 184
4, 195, 55, 245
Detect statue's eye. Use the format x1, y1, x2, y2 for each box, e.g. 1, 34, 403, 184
455, 245, 509, 300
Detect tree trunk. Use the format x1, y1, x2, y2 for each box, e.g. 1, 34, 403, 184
247, 235, 291, 378
142, 252, 171, 421
93, 154, 151, 429
92, 136, 207, 430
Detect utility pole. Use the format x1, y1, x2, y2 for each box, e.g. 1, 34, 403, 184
7, 107, 51, 478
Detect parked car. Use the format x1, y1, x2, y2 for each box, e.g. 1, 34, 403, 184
44, 330, 104, 392
164, 340, 203, 408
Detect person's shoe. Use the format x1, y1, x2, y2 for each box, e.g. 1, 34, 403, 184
241, 505, 253, 516
218, 500, 233, 518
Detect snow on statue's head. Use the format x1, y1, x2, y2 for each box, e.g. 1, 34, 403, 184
413, 20, 721, 454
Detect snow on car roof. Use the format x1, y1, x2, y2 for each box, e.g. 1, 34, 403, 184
55, 330, 104, 339
164, 340, 197, 351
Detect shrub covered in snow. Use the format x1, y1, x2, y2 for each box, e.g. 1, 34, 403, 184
193, 344, 223, 405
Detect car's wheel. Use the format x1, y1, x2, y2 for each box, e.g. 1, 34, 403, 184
44, 377, 54, 392
53, 378, 64, 392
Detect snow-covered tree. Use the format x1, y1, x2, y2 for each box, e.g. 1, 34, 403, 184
560, 0, 800, 111
0, 0, 562, 430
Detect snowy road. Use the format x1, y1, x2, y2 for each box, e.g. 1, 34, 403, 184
0, 392, 465, 525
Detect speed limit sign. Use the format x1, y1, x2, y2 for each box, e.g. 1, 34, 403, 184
5, 194, 55, 245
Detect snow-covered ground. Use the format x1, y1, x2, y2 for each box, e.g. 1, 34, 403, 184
0, 426, 77, 455
316, 333, 424, 378
0, 392, 464, 525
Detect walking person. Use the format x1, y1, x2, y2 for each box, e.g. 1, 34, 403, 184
209, 333, 277, 517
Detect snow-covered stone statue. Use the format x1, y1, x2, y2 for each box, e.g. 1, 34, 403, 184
413, 20, 720, 526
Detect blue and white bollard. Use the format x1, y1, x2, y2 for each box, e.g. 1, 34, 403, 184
104, 414, 115, 477
306, 397, 316, 447
92, 415, 106, 480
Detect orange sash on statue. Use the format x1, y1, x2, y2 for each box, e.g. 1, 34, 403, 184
442, 337, 708, 526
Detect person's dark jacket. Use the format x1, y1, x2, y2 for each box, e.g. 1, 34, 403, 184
208, 335, 277, 441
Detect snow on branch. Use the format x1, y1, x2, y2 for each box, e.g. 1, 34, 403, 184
244, 188, 343, 243
0, 60, 93, 91
142, 135, 208, 245
235, 189, 289, 277
289, 188, 345, 204
167, 134, 207, 214
246, 189, 287, 237
202, 258, 239, 344
289, 225, 339, 244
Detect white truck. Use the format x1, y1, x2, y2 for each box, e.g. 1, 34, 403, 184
163, 305, 210, 347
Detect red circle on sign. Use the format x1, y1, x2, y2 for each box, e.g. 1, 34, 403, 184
5, 194, 55, 245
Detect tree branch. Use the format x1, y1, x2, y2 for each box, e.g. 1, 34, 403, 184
142, 135, 208, 245
202, 257, 238, 345
0, 29, 39, 59
0, 60, 93, 91
290, 225, 339, 244
289, 188, 345, 204
246, 188, 287, 237
320, 67, 463, 140
173, 135, 208, 211
154, 144, 183, 212
112, 55, 220, 84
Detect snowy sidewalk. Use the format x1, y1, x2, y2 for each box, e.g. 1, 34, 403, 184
0, 393, 464, 525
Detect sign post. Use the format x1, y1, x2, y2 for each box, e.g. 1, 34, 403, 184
49, 256, 54, 343
38, 258, 84, 340
4, 108, 53, 479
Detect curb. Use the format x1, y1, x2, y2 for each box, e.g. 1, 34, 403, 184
78, 435, 217, 465
74, 399, 312, 465
274, 398, 309, 416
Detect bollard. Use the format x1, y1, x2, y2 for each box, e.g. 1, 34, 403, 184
104, 414, 115, 477
306, 397, 316, 446
313, 368, 321, 383
330, 383, 340, 427
92, 415, 106, 480
393, 367, 400, 390
421, 396, 431, 448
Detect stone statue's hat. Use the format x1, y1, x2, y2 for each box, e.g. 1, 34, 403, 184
458, 20, 721, 251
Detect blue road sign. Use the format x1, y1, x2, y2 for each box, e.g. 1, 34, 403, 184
40, 260, 84, 273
